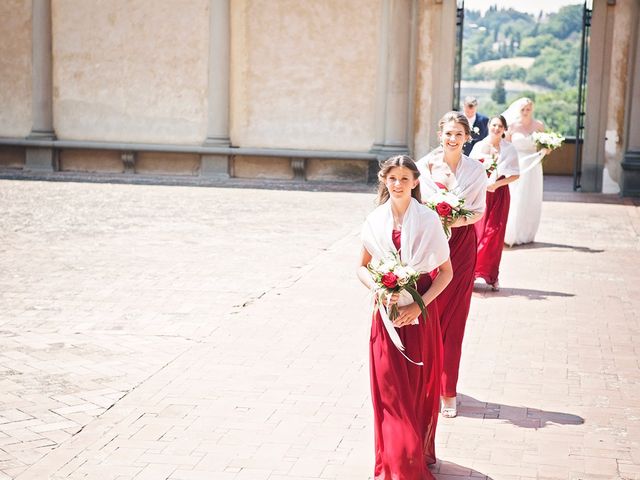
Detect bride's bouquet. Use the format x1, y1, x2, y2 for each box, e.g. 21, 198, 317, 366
424, 187, 473, 238
367, 252, 427, 324
531, 131, 565, 152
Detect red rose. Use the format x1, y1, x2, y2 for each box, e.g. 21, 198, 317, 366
381, 272, 398, 289
436, 202, 452, 217
478, 158, 485, 163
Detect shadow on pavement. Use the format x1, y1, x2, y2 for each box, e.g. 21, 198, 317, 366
430, 459, 494, 479
457, 394, 584, 428
472, 283, 575, 300
506, 241, 605, 253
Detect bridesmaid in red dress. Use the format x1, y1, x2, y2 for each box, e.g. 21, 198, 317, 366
358, 155, 453, 479
470, 115, 520, 291
417, 112, 486, 418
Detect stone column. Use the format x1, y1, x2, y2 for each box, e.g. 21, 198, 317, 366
201, 0, 231, 178
369, 0, 414, 179
412, 0, 458, 160
621, 1, 640, 196
582, 0, 617, 192
427, 0, 457, 147
26, 0, 56, 171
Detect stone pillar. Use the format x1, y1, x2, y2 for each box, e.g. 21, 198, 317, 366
369, 0, 414, 180
582, 0, 617, 192
412, 0, 458, 160
201, 0, 231, 178
26, 0, 56, 171
427, 0, 457, 147
621, 1, 640, 196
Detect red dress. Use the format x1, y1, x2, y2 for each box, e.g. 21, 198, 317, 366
435, 224, 476, 398
369, 230, 443, 479
475, 178, 510, 285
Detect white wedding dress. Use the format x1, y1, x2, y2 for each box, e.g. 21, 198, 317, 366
504, 132, 545, 246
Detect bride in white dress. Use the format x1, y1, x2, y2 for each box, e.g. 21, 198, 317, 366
502, 98, 547, 246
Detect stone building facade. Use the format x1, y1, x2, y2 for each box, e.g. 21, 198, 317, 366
0, 0, 638, 194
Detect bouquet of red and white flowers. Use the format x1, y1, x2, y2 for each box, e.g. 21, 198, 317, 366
424, 187, 473, 238
478, 152, 498, 179
531, 131, 565, 152
367, 252, 427, 324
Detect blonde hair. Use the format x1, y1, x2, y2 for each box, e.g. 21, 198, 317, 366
520, 98, 534, 111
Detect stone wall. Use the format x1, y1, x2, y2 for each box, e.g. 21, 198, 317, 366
51, 0, 210, 144
230, 0, 380, 151
0, 0, 32, 137
1, 0, 452, 180
3, 1, 635, 188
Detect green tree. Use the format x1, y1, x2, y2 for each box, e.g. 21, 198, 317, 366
495, 65, 527, 81
507, 91, 537, 104
517, 34, 561, 57
465, 9, 481, 23
534, 88, 579, 137
526, 42, 580, 90
491, 78, 507, 104
539, 5, 583, 40
461, 4, 584, 138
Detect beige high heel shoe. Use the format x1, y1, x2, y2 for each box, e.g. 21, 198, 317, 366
441, 397, 457, 418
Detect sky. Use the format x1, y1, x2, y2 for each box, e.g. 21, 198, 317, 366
464, 0, 584, 15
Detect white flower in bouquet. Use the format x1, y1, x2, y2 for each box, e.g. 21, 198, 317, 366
426, 190, 462, 209
424, 188, 473, 237
366, 252, 427, 322
478, 153, 498, 179
393, 265, 408, 283
393, 265, 417, 287
531, 131, 565, 151
404, 265, 417, 277
380, 258, 396, 273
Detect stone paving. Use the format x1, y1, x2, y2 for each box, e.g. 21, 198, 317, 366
0, 177, 638, 479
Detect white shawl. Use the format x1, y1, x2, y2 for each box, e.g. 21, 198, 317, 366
362, 198, 449, 274
416, 150, 486, 216
469, 138, 520, 178
362, 198, 449, 364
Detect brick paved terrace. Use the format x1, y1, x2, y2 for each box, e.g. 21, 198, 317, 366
0, 176, 639, 479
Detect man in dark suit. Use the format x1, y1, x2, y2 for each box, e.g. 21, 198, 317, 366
462, 96, 489, 156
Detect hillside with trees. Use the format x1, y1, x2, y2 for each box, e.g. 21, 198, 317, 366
462, 4, 583, 136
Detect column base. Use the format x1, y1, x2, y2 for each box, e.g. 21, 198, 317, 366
200, 154, 230, 178
370, 143, 410, 156
368, 144, 411, 183
25, 147, 57, 172
203, 136, 231, 148
621, 150, 640, 197
27, 130, 56, 140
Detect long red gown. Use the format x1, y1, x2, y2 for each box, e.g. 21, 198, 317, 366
369, 230, 443, 480
435, 224, 476, 398
475, 178, 510, 285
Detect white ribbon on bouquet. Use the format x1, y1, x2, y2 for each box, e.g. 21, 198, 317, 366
376, 289, 423, 366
